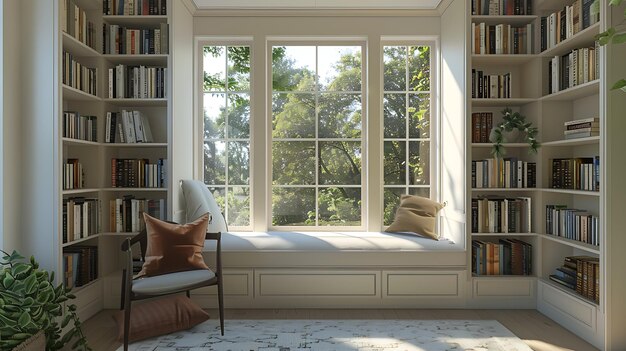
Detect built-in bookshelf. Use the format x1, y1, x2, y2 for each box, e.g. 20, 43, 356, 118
58, 0, 170, 321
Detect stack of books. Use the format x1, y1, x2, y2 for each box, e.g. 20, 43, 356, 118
548, 43, 599, 94
549, 256, 599, 303
471, 70, 511, 98
471, 112, 493, 143
564, 117, 599, 139
105, 110, 154, 143
472, 196, 532, 233
545, 204, 599, 246
471, 23, 533, 55
63, 197, 99, 243
63, 112, 97, 142
63, 246, 98, 287
472, 158, 536, 188
540, 0, 599, 52
111, 158, 167, 188
550, 156, 600, 191
472, 239, 533, 276
63, 159, 84, 190
109, 195, 166, 232
471, 0, 532, 15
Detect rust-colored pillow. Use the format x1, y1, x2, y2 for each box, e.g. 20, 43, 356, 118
385, 194, 445, 240
113, 294, 209, 343
139, 213, 210, 277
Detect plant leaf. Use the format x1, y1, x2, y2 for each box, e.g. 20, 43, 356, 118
613, 32, 626, 44
610, 0, 623, 5
611, 79, 626, 91
23, 274, 38, 295
17, 311, 31, 328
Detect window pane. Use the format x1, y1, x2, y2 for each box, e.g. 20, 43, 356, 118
203, 46, 226, 91
384, 141, 406, 185
227, 93, 250, 138
228, 141, 250, 185
227, 46, 250, 91
318, 46, 361, 91
204, 93, 225, 139
409, 141, 430, 185
383, 93, 406, 138
319, 187, 361, 226
383, 188, 404, 226
319, 141, 361, 185
208, 187, 226, 216
272, 93, 315, 138
319, 93, 361, 138
409, 46, 430, 92
204, 141, 226, 185
409, 187, 430, 197
272, 46, 316, 91
228, 186, 250, 226
383, 46, 406, 91
409, 94, 430, 138
272, 141, 315, 185
272, 187, 315, 226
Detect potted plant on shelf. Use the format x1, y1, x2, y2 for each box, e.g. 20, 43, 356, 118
0, 250, 90, 351
490, 107, 540, 158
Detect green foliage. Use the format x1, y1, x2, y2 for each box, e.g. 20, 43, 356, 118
595, 0, 626, 91
489, 108, 540, 158
0, 250, 90, 351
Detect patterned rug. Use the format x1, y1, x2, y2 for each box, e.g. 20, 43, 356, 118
123, 319, 533, 351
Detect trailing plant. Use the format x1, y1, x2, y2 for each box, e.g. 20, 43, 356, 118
595, 0, 626, 92
0, 250, 90, 351
489, 108, 540, 158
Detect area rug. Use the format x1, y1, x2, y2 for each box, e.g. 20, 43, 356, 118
122, 319, 533, 351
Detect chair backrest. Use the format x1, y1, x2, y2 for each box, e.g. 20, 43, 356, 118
180, 179, 228, 232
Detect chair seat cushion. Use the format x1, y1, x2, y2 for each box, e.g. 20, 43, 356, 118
132, 269, 216, 295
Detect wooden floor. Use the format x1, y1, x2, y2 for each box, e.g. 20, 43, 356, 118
84, 308, 599, 351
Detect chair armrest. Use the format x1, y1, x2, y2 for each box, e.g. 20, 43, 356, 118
205, 232, 221, 241
121, 229, 147, 252
205, 232, 222, 279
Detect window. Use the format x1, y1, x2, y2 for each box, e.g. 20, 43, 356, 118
271, 45, 364, 228
382, 45, 433, 226
202, 45, 251, 228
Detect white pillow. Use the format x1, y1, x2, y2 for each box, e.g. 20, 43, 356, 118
180, 179, 228, 233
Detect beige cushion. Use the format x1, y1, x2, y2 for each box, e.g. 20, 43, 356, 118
113, 295, 209, 343
385, 195, 445, 240
132, 269, 216, 295
138, 213, 210, 277
180, 179, 228, 232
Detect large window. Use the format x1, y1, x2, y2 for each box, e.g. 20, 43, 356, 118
271, 45, 364, 228
382, 45, 432, 226
202, 45, 251, 228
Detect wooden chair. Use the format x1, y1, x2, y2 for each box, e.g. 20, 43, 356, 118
119, 226, 224, 350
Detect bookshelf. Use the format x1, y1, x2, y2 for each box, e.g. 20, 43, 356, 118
468, 0, 605, 347
58, 0, 171, 321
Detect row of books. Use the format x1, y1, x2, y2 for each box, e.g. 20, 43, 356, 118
471, 196, 532, 233
471, 23, 533, 55
63, 246, 98, 288
564, 117, 599, 139
471, 0, 532, 15
63, 112, 97, 142
61, 0, 96, 50
548, 43, 599, 94
111, 158, 167, 188
105, 110, 154, 143
63, 198, 99, 244
471, 112, 494, 143
103, 0, 167, 16
472, 158, 537, 188
550, 157, 600, 191
471, 70, 511, 98
108, 65, 166, 99
63, 52, 97, 96
549, 256, 599, 303
472, 239, 533, 276
110, 196, 166, 233
63, 159, 84, 190
103, 24, 169, 55
540, 0, 599, 52
546, 205, 599, 246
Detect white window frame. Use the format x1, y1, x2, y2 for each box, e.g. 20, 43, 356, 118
380, 37, 440, 229
267, 38, 368, 232
195, 37, 254, 231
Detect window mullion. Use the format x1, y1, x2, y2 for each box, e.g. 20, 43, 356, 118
405, 48, 410, 194
314, 46, 320, 227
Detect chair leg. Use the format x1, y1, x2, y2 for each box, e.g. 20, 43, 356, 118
120, 269, 127, 310
218, 278, 224, 335
123, 300, 132, 351
186, 290, 190, 298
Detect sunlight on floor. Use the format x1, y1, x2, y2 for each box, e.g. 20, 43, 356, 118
524, 339, 578, 351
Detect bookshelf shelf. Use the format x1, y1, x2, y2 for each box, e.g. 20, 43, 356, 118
471, 54, 536, 64
62, 32, 100, 57
101, 187, 168, 192
471, 142, 529, 147
472, 274, 537, 279
541, 188, 600, 196
62, 188, 100, 195
62, 138, 100, 147
103, 98, 168, 106
540, 22, 601, 58
541, 80, 600, 102
472, 188, 538, 192
470, 15, 538, 25
103, 142, 168, 148
72, 278, 102, 295
102, 15, 168, 25
100, 232, 140, 237
472, 232, 538, 236
62, 85, 101, 101
541, 234, 601, 254
471, 98, 536, 107
62, 235, 100, 248
541, 136, 600, 147
538, 278, 599, 307
103, 54, 168, 65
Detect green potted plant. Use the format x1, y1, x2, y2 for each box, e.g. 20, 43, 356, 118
0, 250, 90, 351
490, 107, 540, 158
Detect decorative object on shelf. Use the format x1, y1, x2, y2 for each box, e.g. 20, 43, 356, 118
595, 0, 626, 92
489, 107, 540, 157
0, 250, 90, 351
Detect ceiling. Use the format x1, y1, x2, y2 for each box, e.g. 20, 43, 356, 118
190, 0, 445, 10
